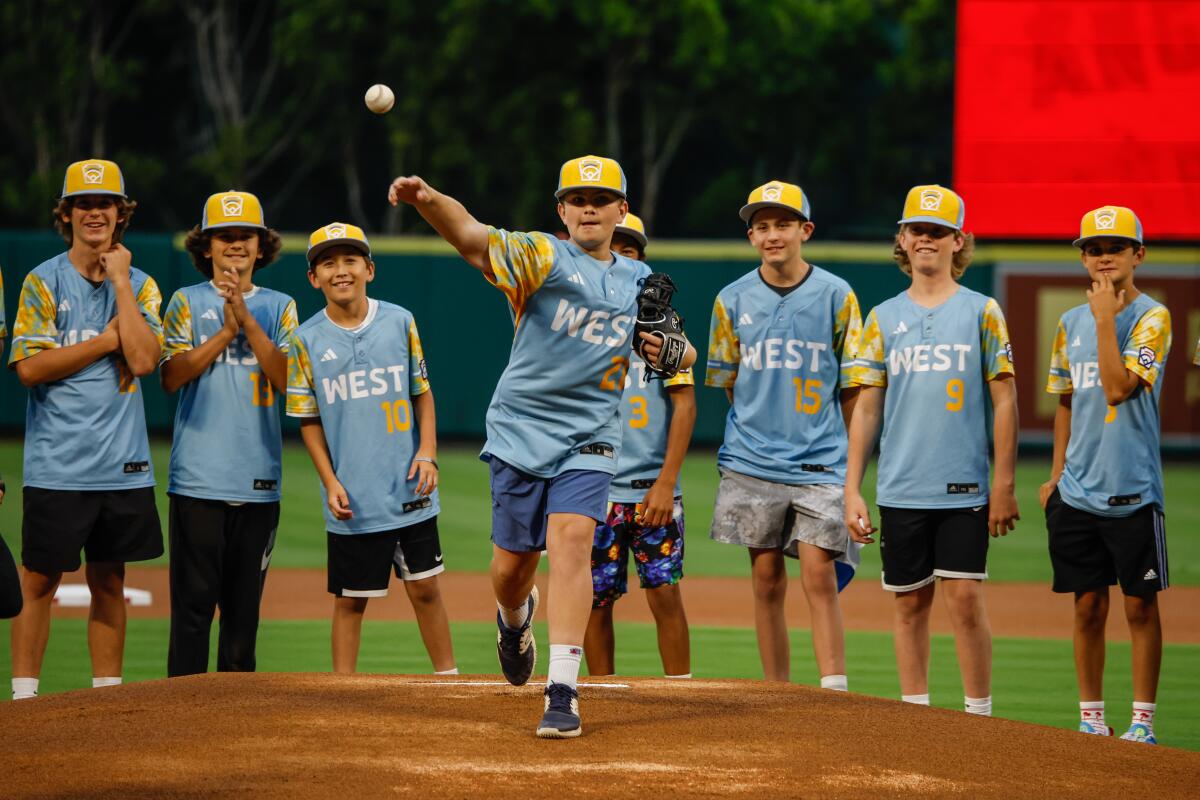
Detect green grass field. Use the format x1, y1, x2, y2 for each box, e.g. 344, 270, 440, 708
1, 618, 1197, 750
2, 440, 1198, 584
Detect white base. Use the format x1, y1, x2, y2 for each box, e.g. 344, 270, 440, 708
53, 584, 152, 607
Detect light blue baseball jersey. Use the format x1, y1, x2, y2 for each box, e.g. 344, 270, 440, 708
705, 266, 862, 484
8, 252, 163, 490
286, 299, 437, 533
483, 228, 651, 478
608, 353, 695, 504
162, 282, 299, 502
850, 287, 1013, 509
1047, 294, 1171, 516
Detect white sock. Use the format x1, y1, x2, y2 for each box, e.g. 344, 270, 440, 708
546, 644, 583, 690
965, 695, 992, 716
664, 673, 692, 679
1132, 701, 1156, 731
1080, 700, 1106, 728
12, 678, 38, 700
434, 668, 459, 675
901, 693, 930, 705
93, 677, 122, 688
820, 674, 848, 692
498, 597, 530, 630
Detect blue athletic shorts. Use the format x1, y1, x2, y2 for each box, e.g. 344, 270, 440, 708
489, 458, 612, 553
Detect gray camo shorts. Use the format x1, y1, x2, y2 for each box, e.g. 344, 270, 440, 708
709, 468, 850, 558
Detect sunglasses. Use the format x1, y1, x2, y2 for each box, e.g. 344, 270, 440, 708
1082, 242, 1133, 257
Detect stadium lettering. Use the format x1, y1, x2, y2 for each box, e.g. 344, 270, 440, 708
888, 344, 972, 375
739, 338, 827, 371
550, 299, 632, 347
1069, 361, 1102, 389
321, 365, 407, 404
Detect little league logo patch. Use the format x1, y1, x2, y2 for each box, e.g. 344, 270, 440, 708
418, 358, 428, 380
1138, 345, 1155, 369
1094, 208, 1118, 231
326, 224, 346, 239
221, 195, 244, 218
578, 158, 603, 182
762, 182, 784, 202
920, 188, 944, 211
1005, 341, 1014, 363
81, 162, 105, 185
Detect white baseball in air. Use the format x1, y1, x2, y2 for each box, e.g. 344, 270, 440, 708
364, 84, 395, 114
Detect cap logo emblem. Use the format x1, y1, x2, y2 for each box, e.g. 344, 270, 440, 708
221, 195, 244, 217
1094, 208, 1117, 231
81, 162, 105, 185
762, 183, 784, 202
920, 189, 944, 211
326, 224, 346, 239
578, 158, 603, 183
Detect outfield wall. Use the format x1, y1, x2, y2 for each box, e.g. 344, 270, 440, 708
1, 232, 1196, 450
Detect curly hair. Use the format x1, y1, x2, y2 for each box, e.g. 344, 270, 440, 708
893, 226, 975, 280
183, 226, 283, 279
53, 197, 138, 244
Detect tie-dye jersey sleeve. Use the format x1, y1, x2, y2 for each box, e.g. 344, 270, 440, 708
286, 331, 319, 417
1046, 319, 1072, 394
408, 319, 431, 397
848, 309, 886, 387
665, 364, 696, 388
136, 277, 165, 349
0, 267, 7, 339
8, 272, 59, 365
160, 291, 193, 363
486, 227, 556, 319
704, 294, 739, 388
981, 298, 1015, 380
1124, 305, 1172, 386
275, 299, 299, 352
834, 290, 863, 388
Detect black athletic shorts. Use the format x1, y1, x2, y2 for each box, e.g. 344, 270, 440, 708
878, 505, 989, 592
327, 517, 443, 597
1046, 489, 1167, 596
22, 486, 163, 573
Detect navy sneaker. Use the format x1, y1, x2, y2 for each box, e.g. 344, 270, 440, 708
496, 585, 539, 686
536, 682, 582, 739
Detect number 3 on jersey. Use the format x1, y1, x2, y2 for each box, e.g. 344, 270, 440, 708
628, 395, 648, 428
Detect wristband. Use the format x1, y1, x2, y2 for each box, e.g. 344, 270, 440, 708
413, 457, 438, 470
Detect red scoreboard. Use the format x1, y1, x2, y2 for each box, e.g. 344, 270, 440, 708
955, 0, 1200, 240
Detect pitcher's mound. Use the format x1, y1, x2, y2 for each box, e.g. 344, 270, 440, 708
2, 674, 1196, 799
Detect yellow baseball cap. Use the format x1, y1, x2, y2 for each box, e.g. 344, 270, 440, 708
898, 185, 964, 230
61, 159, 126, 199
307, 222, 371, 263
555, 155, 627, 199
614, 212, 647, 249
739, 181, 811, 223
1073, 206, 1143, 248
202, 191, 267, 231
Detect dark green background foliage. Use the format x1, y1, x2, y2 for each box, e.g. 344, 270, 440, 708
0, 0, 954, 239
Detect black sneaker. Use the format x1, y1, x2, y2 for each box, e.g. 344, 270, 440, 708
536, 682, 581, 739
496, 585, 538, 686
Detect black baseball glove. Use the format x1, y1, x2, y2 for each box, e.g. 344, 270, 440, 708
633, 272, 688, 378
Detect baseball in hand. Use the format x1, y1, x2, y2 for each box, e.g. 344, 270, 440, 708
364, 84, 395, 114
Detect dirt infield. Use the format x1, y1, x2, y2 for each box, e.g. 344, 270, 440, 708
2, 674, 1197, 799
55, 567, 1200, 642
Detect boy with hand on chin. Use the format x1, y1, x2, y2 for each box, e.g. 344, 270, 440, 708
388, 157, 695, 738
160, 191, 297, 676
9, 160, 164, 700
844, 185, 1018, 717
287, 223, 456, 677
1041, 207, 1171, 744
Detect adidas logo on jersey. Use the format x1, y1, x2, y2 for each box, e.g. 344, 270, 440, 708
58, 299, 71, 312
738, 313, 753, 325
1071, 336, 1082, 348
201, 309, 220, 321
892, 321, 908, 335
568, 272, 585, 285
1143, 569, 1158, 581
320, 348, 338, 362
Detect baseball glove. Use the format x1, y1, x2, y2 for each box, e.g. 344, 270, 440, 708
633, 272, 687, 378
